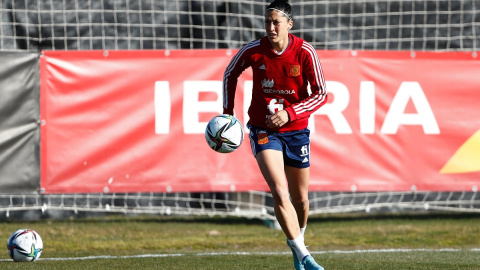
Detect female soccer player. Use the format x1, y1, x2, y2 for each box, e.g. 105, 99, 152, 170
222, 1, 327, 269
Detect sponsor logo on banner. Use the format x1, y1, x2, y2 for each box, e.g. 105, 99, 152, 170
40, 49, 480, 194
440, 129, 480, 174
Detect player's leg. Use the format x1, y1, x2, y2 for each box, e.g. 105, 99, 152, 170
248, 125, 299, 237
285, 165, 310, 230
281, 130, 323, 270
249, 126, 321, 269
255, 149, 300, 240
284, 166, 312, 270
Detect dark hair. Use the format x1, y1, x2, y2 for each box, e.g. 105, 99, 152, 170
266, 0, 294, 22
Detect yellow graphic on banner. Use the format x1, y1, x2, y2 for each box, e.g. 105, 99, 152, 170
440, 129, 480, 174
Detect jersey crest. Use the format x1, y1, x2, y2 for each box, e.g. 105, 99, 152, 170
289, 64, 301, 77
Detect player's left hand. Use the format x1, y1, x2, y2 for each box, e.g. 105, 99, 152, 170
266, 110, 289, 129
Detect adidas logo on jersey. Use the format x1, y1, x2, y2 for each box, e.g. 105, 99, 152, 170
259, 64, 266, 70
302, 157, 309, 163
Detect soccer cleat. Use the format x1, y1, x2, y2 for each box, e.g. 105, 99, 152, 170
286, 239, 304, 270
302, 255, 324, 270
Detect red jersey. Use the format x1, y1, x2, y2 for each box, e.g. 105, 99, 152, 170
223, 33, 327, 132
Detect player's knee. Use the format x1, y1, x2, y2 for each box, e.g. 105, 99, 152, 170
271, 188, 291, 205
293, 198, 309, 210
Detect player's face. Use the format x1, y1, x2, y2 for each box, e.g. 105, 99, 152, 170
264, 10, 292, 46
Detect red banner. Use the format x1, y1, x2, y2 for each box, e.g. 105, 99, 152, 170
40, 50, 480, 194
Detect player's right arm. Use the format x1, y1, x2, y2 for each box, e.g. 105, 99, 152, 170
222, 40, 259, 115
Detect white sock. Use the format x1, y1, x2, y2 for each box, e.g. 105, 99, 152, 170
287, 234, 310, 262
300, 226, 306, 236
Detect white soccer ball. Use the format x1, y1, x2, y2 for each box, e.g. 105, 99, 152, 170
205, 114, 244, 153
7, 229, 43, 262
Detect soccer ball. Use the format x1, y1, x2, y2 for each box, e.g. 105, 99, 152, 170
7, 229, 43, 262
205, 114, 244, 153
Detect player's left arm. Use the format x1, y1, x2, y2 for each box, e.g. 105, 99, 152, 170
285, 42, 327, 122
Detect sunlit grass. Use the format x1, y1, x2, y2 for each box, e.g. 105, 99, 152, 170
0, 213, 479, 269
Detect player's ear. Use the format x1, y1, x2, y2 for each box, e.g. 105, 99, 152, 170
287, 20, 293, 30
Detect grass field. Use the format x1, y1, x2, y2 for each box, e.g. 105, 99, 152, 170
0, 213, 479, 269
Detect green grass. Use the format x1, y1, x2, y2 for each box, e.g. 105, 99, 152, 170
0, 213, 479, 269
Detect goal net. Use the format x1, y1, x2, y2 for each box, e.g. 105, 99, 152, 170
1, 0, 479, 220
1, 191, 480, 220
1, 0, 478, 51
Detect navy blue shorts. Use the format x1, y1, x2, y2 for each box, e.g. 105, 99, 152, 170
247, 124, 311, 168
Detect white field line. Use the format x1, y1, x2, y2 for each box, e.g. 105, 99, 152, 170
1, 248, 479, 262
